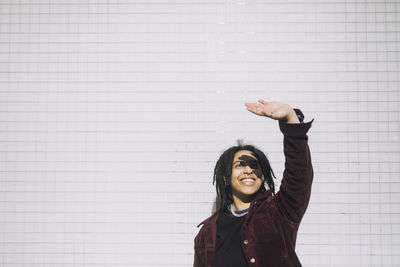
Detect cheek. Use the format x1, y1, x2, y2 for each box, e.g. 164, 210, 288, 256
253, 177, 263, 190
253, 168, 262, 178
230, 168, 241, 181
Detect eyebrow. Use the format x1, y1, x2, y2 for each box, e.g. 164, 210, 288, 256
233, 158, 258, 164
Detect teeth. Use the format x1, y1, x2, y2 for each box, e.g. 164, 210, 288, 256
242, 179, 254, 182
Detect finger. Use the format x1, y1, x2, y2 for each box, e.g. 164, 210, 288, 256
245, 103, 258, 109
250, 102, 267, 113
245, 104, 264, 115
247, 103, 263, 111
245, 102, 258, 106
246, 106, 260, 114
258, 99, 268, 105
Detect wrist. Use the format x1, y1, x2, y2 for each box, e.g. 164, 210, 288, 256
285, 109, 301, 124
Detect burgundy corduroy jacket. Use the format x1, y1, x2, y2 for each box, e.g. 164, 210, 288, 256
194, 115, 313, 267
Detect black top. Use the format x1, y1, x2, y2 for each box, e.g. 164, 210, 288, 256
212, 208, 247, 267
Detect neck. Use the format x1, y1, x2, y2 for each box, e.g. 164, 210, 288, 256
232, 195, 251, 211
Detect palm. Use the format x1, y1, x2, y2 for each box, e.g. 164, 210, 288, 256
245, 100, 293, 121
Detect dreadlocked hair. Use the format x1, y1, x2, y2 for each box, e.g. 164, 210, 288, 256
212, 142, 276, 211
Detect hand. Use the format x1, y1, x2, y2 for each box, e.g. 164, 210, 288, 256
245, 100, 300, 123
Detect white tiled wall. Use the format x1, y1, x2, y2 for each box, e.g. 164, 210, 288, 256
0, 0, 399, 266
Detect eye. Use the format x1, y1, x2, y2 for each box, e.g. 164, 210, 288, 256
235, 163, 243, 168
249, 162, 259, 169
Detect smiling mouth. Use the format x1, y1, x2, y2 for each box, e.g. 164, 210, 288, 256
239, 178, 257, 185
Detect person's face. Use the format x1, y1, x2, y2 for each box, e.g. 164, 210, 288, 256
230, 150, 263, 200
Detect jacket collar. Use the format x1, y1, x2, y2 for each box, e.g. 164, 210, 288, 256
197, 190, 273, 227
252, 189, 272, 203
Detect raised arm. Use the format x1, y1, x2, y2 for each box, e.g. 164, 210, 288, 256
245, 100, 313, 223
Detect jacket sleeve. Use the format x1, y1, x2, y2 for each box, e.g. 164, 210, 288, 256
275, 109, 314, 224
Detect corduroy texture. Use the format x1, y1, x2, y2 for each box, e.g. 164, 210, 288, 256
194, 116, 313, 267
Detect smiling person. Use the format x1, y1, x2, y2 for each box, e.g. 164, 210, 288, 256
193, 100, 314, 267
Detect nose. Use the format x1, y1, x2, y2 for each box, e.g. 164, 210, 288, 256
243, 165, 253, 174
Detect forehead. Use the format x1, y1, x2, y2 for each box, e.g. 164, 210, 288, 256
233, 150, 257, 161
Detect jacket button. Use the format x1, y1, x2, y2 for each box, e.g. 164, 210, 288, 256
243, 240, 249, 245
250, 258, 255, 263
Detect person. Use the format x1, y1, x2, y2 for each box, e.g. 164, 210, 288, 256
193, 100, 314, 267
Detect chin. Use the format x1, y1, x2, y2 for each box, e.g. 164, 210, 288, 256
240, 188, 260, 196
244, 191, 259, 196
